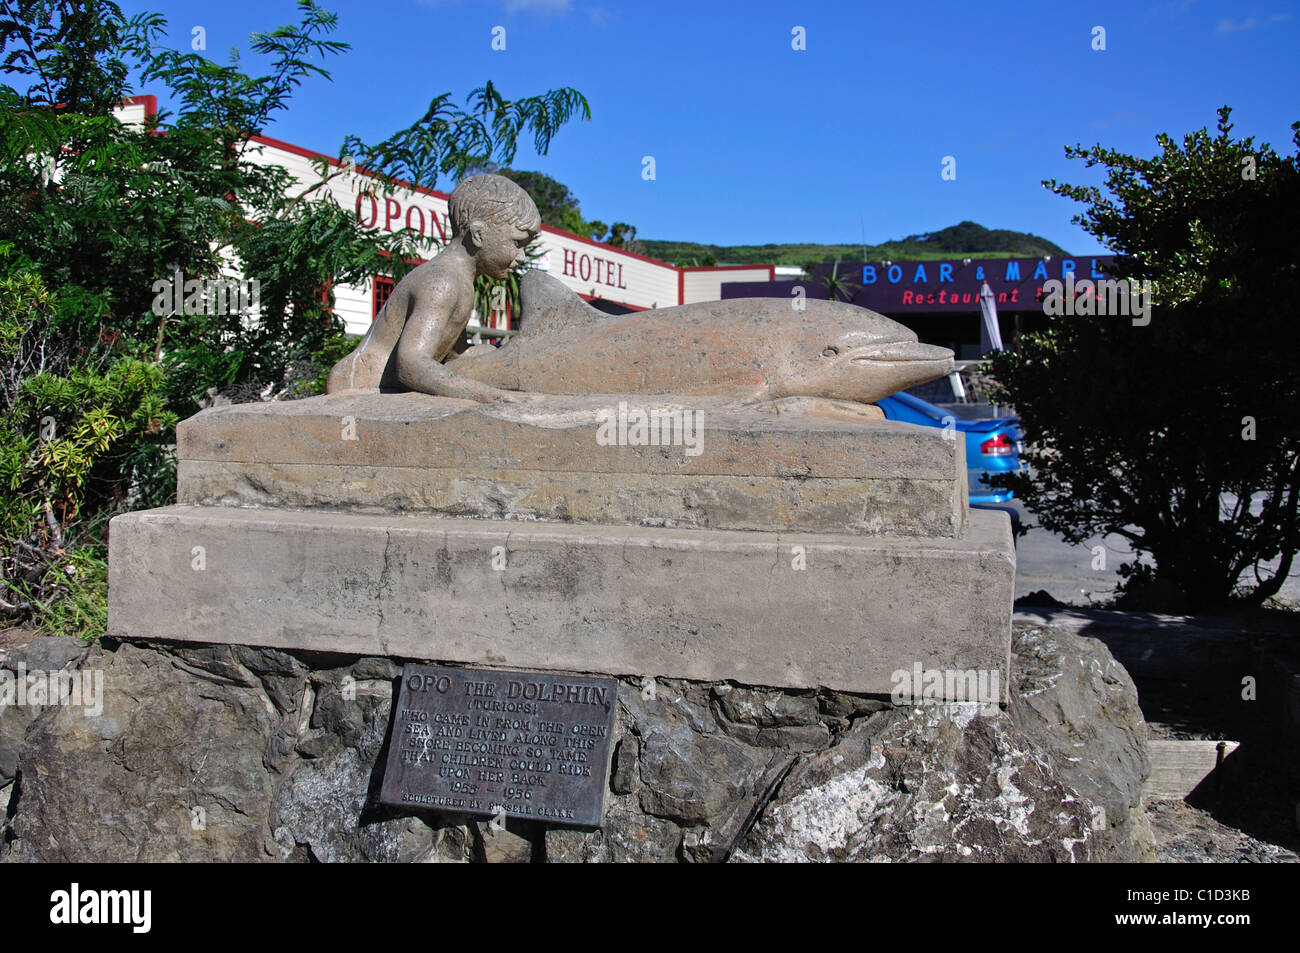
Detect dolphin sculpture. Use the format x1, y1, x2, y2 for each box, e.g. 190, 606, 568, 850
446, 270, 954, 406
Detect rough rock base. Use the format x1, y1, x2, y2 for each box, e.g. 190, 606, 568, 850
2, 626, 1151, 863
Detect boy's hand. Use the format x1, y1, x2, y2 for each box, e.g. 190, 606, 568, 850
398, 358, 527, 404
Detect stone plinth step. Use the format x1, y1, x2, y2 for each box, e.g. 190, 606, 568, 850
107, 505, 1014, 700
177, 393, 967, 538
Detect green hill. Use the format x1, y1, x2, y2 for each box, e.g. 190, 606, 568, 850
641, 221, 1070, 267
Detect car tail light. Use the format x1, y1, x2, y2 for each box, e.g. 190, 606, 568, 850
980, 433, 1015, 456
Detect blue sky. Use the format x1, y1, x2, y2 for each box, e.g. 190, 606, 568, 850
120, 0, 1300, 254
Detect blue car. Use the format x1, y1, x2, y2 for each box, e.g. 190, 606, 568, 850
876, 391, 1023, 505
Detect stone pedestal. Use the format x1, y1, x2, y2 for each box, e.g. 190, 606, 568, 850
108, 393, 1015, 701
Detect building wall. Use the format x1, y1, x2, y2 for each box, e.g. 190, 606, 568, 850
535, 232, 679, 311
682, 265, 776, 304
114, 96, 155, 129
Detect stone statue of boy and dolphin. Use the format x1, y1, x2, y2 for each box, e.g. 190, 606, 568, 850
326, 174, 953, 413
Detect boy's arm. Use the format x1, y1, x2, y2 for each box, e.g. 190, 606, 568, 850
393, 287, 525, 403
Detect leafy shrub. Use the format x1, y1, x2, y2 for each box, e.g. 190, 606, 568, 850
991, 108, 1300, 610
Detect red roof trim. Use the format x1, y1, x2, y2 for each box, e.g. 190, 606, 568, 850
578, 294, 648, 312
248, 133, 454, 203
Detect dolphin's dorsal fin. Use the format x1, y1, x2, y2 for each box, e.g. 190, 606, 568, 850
518, 269, 608, 337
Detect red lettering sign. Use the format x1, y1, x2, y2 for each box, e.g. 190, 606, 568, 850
405, 205, 425, 237
355, 194, 378, 228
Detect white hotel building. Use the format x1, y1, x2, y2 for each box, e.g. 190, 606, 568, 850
116, 96, 775, 338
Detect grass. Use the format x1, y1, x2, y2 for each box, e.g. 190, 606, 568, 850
8, 545, 109, 643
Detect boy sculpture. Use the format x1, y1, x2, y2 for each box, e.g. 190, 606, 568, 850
325, 174, 540, 402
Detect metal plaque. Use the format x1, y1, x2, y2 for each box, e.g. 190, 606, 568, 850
379, 664, 618, 827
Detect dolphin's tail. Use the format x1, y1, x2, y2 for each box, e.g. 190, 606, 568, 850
518, 270, 607, 337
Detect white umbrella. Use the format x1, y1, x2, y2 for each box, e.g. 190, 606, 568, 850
976, 281, 1008, 414
978, 281, 1004, 354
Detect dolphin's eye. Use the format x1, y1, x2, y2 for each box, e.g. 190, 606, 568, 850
821, 346, 840, 358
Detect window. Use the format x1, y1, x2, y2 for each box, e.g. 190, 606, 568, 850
372, 276, 394, 319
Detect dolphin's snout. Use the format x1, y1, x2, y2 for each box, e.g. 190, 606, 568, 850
850, 342, 954, 364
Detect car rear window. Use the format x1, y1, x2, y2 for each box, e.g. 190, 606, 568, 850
904, 379, 956, 404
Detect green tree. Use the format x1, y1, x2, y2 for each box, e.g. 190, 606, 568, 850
464, 165, 607, 239
494, 168, 579, 228
0, 268, 169, 630
801, 259, 858, 302
604, 222, 642, 253
990, 107, 1300, 610
904, 221, 1067, 257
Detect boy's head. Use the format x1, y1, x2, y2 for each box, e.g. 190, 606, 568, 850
449, 174, 541, 278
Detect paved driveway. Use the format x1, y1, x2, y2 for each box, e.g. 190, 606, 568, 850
974, 501, 1300, 606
